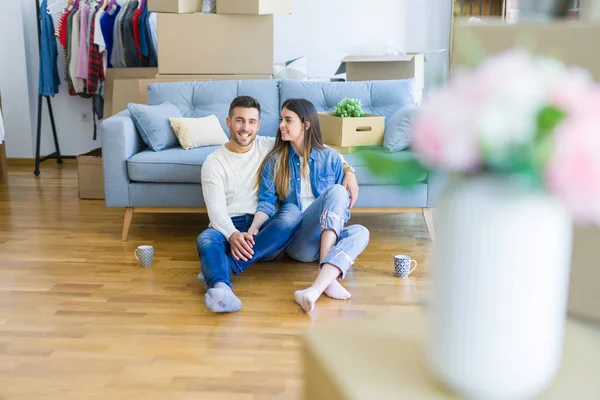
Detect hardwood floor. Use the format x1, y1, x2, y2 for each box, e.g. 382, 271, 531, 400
0, 164, 432, 400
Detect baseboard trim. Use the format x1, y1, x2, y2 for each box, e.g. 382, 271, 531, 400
8, 158, 77, 166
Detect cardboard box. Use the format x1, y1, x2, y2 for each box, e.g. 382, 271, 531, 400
568, 225, 600, 323
139, 74, 272, 103
338, 55, 425, 90
77, 148, 104, 200
157, 14, 274, 75
452, 21, 600, 80
216, 0, 292, 15
104, 68, 158, 117
112, 78, 147, 115
148, 0, 201, 13
318, 113, 385, 147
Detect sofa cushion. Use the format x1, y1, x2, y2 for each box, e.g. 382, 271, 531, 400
127, 102, 182, 151
341, 146, 428, 185
127, 146, 220, 184
279, 79, 418, 121
169, 115, 228, 150
384, 105, 417, 152
146, 80, 281, 138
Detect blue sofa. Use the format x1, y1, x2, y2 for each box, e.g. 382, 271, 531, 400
100, 79, 440, 241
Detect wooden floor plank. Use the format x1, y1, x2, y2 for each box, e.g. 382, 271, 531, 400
0, 164, 431, 399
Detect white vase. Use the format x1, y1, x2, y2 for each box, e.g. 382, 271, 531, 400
427, 175, 573, 400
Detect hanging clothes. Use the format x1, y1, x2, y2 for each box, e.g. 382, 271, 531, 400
93, 4, 107, 82
123, 0, 139, 67
76, 2, 91, 79
147, 12, 158, 67
68, 8, 86, 94
139, 4, 149, 62
117, 0, 130, 66
100, 4, 120, 68
87, 5, 104, 95
39, 0, 61, 96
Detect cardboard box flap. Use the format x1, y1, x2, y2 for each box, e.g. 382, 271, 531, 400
342, 54, 417, 63
336, 50, 446, 75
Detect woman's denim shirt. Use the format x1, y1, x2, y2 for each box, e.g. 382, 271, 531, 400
257, 147, 344, 216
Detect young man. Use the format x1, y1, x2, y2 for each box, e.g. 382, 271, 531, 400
197, 96, 359, 313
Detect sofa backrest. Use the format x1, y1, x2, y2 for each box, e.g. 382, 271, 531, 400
146, 78, 418, 138
147, 80, 281, 138
279, 79, 418, 120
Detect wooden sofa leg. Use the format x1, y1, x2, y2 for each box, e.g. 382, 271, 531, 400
121, 208, 134, 242
422, 208, 436, 242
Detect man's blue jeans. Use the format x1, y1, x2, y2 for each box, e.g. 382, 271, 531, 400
196, 203, 303, 289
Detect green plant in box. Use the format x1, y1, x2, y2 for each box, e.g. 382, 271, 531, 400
332, 98, 365, 118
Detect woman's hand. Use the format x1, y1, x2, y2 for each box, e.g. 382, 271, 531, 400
244, 227, 259, 246
247, 226, 259, 237
229, 231, 254, 261
343, 171, 359, 208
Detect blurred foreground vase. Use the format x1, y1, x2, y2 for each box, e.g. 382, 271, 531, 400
427, 175, 573, 400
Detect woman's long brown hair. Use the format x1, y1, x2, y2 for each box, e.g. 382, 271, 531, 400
256, 99, 326, 200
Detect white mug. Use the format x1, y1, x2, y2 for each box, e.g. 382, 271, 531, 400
394, 255, 417, 278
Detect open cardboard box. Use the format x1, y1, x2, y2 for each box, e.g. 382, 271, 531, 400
337, 54, 425, 89
318, 112, 384, 148
335, 50, 443, 89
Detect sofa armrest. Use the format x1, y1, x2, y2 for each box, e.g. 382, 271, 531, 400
100, 110, 145, 207
426, 170, 447, 208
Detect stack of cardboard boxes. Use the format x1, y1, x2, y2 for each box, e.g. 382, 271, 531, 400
105, 0, 292, 118
87, 0, 292, 200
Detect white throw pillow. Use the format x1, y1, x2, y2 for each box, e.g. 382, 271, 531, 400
169, 115, 228, 150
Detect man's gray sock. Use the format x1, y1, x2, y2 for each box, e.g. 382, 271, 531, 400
204, 282, 242, 313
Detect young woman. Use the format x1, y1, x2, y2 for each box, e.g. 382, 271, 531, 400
250, 98, 370, 313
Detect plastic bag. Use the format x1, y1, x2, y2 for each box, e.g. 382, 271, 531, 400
202, 0, 216, 13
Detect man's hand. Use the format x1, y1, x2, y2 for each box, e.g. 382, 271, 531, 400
342, 171, 359, 208
229, 231, 254, 261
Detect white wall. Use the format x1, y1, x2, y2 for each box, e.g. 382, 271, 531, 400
274, 0, 452, 88
0, 0, 34, 157
397, 0, 452, 89
1, 0, 451, 158
274, 0, 402, 79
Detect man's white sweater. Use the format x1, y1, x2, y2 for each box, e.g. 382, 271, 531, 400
201, 136, 275, 239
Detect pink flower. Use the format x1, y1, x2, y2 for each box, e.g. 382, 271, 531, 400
549, 70, 600, 117
545, 114, 600, 226
412, 86, 480, 172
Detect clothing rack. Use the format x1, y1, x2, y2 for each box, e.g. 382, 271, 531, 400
34, 0, 75, 177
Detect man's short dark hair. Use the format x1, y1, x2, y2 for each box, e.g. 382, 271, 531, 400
228, 96, 261, 118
